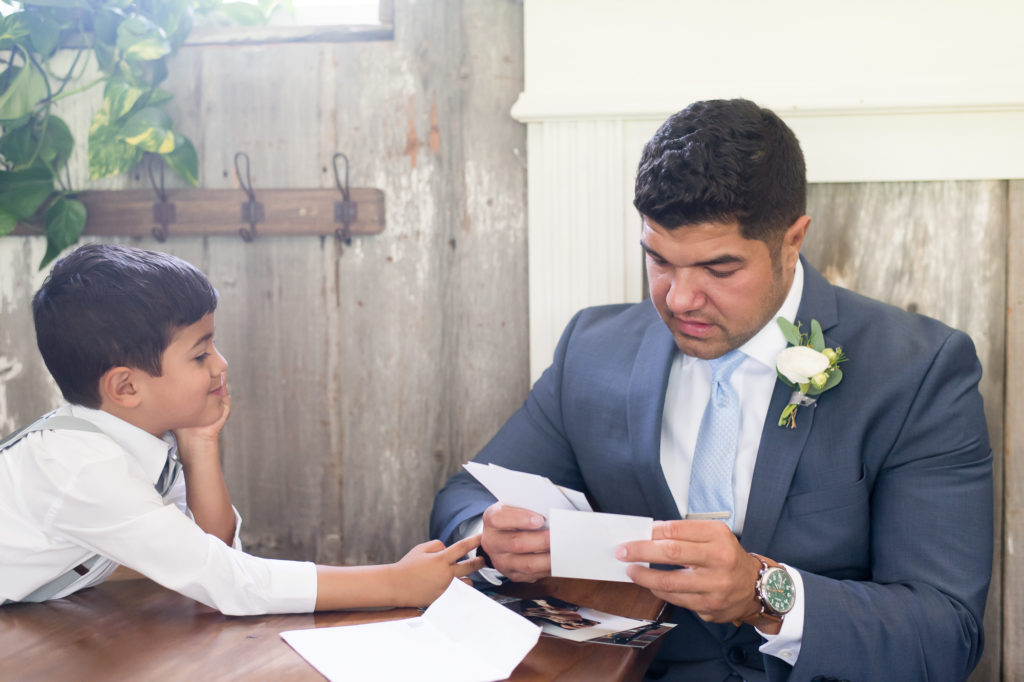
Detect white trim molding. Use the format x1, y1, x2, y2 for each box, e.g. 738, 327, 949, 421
515, 0, 1024, 379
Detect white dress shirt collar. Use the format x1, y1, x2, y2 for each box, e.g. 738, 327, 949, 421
737, 258, 805, 370
65, 404, 174, 485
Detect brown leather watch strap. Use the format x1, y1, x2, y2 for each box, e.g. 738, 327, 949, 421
742, 553, 786, 633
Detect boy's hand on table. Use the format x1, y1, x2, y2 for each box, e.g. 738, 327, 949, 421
390, 535, 486, 607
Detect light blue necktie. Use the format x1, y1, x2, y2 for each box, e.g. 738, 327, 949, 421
687, 349, 746, 530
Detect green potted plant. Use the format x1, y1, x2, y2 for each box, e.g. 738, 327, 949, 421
0, 0, 283, 267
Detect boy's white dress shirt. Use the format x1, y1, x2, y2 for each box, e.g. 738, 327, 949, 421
0, 404, 317, 615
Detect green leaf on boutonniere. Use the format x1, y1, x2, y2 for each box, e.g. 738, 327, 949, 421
809, 319, 825, 352
777, 316, 802, 346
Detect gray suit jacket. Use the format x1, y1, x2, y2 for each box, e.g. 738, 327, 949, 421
430, 260, 992, 682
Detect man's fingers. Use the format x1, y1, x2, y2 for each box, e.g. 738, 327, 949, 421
484, 528, 550, 556
651, 519, 726, 541
483, 502, 546, 531
627, 563, 693, 592
496, 551, 551, 583
617, 538, 697, 567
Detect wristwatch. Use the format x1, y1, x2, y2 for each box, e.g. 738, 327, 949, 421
748, 553, 795, 629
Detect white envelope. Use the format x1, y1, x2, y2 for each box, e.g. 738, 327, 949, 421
281, 578, 541, 682
549, 508, 653, 582
463, 462, 591, 527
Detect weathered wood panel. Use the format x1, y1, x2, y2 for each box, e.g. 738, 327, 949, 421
1005, 179, 1023, 680
0, 0, 526, 568
804, 181, 1006, 681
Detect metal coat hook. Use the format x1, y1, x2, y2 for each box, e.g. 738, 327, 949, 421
147, 155, 175, 242
234, 151, 263, 242
332, 152, 357, 245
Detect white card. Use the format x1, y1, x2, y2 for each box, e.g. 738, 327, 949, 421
549, 508, 653, 582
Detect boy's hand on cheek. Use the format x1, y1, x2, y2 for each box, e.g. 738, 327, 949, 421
174, 375, 231, 463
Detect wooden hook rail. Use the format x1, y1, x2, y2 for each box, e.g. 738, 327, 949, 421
14, 187, 386, 239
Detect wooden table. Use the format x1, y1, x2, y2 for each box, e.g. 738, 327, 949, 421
0, 576, 667, 681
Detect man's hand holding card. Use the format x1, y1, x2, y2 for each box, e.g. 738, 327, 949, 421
464, 463, 653, 583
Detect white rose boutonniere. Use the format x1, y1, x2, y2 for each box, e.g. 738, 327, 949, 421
775, 317, 848, 428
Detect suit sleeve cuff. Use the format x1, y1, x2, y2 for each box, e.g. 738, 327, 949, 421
757, 563, 804, 666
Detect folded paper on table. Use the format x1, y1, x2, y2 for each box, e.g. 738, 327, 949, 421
281, 578, 540, 682
549, 508, 653, 582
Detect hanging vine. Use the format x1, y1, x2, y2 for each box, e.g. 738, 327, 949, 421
0, 0, 287, 267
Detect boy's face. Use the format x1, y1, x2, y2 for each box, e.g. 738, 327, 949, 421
134, 312, 228, 436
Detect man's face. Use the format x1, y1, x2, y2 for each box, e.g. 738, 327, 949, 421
642, 216, 807, 359
135, 312, 229, 435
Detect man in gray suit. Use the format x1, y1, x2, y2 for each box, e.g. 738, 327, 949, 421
430, 99, 992, 681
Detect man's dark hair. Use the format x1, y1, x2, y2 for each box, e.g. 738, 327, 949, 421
32, 243, 218, 408
633, 98, 806, 242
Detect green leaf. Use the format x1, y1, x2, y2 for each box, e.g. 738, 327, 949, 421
88, 119, 136, 179
163, 134, 198, 185
88, 127, 142, 179
119, 106, 174, 153
40, 195, 86, 268
24, 10, 62, 57
117, 15, 171, 62
37, 114, 74, 169
0, 207, 17, 237
146, 87, 174, 108
91, 6, 125, 47
0, 122, 37, 168
0, 12, 32, 50
102, 79, 148, 126
93, 41, 118, 73
0, 167, 54, 219
809, 319, 825, 352
0, 115, 73, 171
0, 62, 47, 122
776, 317, 801, 346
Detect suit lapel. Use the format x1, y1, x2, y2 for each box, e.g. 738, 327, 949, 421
627, 313, 682, 520
741, 260, 839, 554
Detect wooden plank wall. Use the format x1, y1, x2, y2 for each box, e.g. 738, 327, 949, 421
0, 0, 528, 566
1005, 180, 1022, 681
804, 181, 1007, 681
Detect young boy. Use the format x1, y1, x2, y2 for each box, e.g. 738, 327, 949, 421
0, 243, 483, 614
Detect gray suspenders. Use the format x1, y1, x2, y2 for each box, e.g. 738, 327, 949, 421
1, 411, 176, 605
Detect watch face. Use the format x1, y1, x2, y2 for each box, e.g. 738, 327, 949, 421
761, 567, 795, 614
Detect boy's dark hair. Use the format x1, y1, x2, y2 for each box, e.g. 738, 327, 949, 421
32, 243, 218, 408
633, 98, 806, 243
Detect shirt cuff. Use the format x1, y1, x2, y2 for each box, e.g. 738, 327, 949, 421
757, 563, 804, 666
264, 558, 318, 613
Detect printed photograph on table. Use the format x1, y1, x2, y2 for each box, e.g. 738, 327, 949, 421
486, 594, 675, 648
